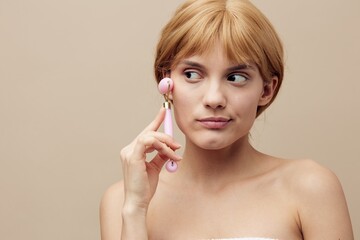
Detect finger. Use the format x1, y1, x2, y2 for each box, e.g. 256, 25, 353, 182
146, 154, 169, 172
133, 135, 182, 162
125, 107, 166, 151
141, 107, 166, 134
132, 131, 181, 158
150, 140, 182, 162
145, 131, 181, 150
129, 107, 166, 147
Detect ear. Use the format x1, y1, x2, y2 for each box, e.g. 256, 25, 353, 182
258, 76, 278, 106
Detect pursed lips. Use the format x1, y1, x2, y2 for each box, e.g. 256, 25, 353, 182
197, 117, 232, 129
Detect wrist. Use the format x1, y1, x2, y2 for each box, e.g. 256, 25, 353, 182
122, 200, 148, 219
121, 203, 148, 240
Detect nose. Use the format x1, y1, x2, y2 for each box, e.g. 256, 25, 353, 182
202, 80, 226, 110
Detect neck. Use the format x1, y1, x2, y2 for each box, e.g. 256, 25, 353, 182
177, 135, 262, 187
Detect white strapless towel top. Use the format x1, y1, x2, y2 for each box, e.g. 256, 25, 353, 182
208, 238, 277, 240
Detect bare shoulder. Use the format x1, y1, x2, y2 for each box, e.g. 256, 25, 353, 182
282, 159, 341, 191
279, 159, 354, 239
100, 181, 124, 240
268, 157, 345, 203
279, 158, 346, 207
101, 181, 125, 206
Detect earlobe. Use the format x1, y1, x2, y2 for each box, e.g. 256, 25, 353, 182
258, 76, 278, 106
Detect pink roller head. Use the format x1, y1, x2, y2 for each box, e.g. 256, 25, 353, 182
166, 160, 178, 172
158, 78, 173, 94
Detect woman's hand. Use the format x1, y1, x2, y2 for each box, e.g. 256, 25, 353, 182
120, 107, 182, 212
100, 107, 181, 240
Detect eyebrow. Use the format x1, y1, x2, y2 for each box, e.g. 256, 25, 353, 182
180, 60, 255, 72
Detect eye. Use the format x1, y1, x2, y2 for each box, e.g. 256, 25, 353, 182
227, 73, 248, 84
184, 71, 201, 80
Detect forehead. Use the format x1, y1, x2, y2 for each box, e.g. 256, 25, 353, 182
171, 30, 258, 66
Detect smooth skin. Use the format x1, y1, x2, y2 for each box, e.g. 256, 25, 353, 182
100, 44, 353, 240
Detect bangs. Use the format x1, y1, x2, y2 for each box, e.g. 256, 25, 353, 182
171, 8, 262, 69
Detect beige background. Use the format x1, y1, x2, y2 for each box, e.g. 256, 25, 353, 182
0, 0, 359, 239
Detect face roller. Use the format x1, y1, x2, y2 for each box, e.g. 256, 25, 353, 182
158, 77, 178, 172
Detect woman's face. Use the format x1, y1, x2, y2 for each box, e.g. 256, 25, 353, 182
170, 43, 275, 150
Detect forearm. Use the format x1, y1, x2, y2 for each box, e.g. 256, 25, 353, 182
121, 205, 148, 240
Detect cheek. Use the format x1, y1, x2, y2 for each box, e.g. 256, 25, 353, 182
171, 76, 196, 108
172, 85, 190, 108
233, 90, 262, 109
171, 85, 192, 129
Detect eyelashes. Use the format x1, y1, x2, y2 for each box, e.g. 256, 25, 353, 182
184, 71, 201, 80
227, 73, 248, 84
183, 70, 249, 85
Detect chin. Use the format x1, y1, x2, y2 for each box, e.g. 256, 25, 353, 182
187, 131, 249, 151
193, 138, 234, 150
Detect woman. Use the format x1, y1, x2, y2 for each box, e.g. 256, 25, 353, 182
100, 0, 353, 239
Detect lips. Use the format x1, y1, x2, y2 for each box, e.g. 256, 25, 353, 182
197, 117, 232, 129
